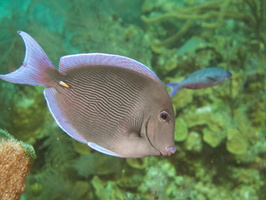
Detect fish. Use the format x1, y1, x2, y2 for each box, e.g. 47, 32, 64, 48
166, 67, 232, 97
0, 31, 176, 158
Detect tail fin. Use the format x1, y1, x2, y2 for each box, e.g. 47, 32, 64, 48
165, 82, 182, 97
0, 31, 57, 87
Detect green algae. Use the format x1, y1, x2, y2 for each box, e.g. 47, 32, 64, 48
174, 118, 188, 142
184, 131, 203, 152
226, 128, 248, 155
126, 157, 148, 169
91, 175, 124, 200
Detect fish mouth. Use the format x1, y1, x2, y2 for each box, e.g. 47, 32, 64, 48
145, 128, 176, 157
144, 115, 176, 156
160, 146, 176, 156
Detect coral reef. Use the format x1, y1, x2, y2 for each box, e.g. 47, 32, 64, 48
141, 0, 266, 48
0, 0, 265, 199
0, 129, 36, 200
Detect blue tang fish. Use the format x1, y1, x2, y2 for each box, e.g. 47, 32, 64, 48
0, 31, 176, 158
166, 67, 232, 97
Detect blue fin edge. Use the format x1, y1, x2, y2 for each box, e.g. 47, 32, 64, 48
88, 142, 123, 157
59, 53, 161, 83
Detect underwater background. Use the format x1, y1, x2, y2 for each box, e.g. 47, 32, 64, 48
0, 0, 265, 199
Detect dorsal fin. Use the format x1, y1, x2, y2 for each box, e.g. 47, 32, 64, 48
59, 53, 160, 82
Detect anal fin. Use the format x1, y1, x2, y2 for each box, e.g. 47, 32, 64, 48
88, 142, 123, 157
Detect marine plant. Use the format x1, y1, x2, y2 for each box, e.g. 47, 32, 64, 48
141, 0, 266, 48
22, 128, 78, 200
0, 0, 266, 199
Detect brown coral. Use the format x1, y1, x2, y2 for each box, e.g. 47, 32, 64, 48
0, 133, 36, 200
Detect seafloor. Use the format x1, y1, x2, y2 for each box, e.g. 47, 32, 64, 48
0, 0, 265, 199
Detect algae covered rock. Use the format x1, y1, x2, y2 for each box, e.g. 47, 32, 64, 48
203, 128, 226, 148
126, 157, 148, 169
9, 87, 46, 143
226, 128, 248, 155
73, 153, 122, 178
184, 107, 228, 149
0, 129, 36, 200
91, 175, 124, 200
184, 131, 203, 152
72, 181, 92, 199
139, 158, 177, 199
174, 118, 188, 142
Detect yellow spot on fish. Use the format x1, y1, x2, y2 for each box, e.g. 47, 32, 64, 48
59, 81, 70, 88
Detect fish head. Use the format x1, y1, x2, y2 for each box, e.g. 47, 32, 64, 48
203, 67, 232, 86
144, 85, 176, 156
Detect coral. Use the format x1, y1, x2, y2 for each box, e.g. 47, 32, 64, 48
73, 153, 122, 178
243, 0, 266, 47
226, 128, 248, 155
142, 0, 233, 46
170, 89, 194, 109
0, 83, 19, 129
1, 0, 266, 199
126, 157, 148, 169
24, 168, 87, 200
139, 158, 195, 199
72, 181, 91, 199
184, 131, 203, 152
181, 106, 234, 149
142, 0, 266, 48
0, 129, 36, 200
40, 129, 75, 168
8, 86, 46, 143
174, 118, 188, 142
22, 130, 78, 200
91, 175, 124, 200
139, 158, 176, 199
72, 140, 92, 154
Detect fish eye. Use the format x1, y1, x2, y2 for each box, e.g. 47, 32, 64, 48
159, 111, 170, 122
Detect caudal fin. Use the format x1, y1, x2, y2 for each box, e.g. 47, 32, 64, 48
0, 31, 57, 87
165, 82, 182, 97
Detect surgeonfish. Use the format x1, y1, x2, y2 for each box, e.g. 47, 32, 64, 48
0, 31, 176, 158
166, 67, 232, 97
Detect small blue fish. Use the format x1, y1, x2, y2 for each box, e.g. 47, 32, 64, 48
0, 31, 176, 158
166, 67, 232, 97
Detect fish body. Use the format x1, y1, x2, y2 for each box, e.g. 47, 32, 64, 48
166, 67, 232, 97
0, 31, 176, 158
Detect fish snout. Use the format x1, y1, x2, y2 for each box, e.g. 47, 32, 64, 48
161, 146, 176, 156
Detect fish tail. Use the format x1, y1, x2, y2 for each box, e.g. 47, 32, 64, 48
0, 31, 58, 87
165, 82, 182, 97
